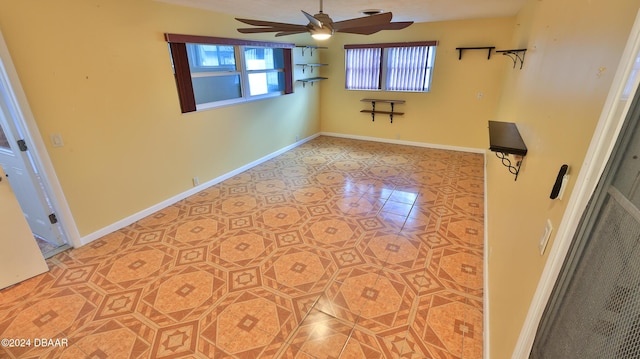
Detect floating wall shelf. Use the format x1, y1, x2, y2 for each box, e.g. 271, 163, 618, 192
360, 99, 405, 123
455, 46, 496, 60
297, 77, 328, 87
296, 45, 328, 87
296, 45, 328, 56
488, 121, 528, 181
496, 49, 527, 69
296, 63, 328, 73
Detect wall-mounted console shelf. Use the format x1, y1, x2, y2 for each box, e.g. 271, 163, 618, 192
360, 99, 405, 123
296, 45, 328, 87
296, 63, 328, 73
488, 121, 528, 181
297, 77, 328, 87
496, 49, 527, 69
296, 45, 328, 56
455, 46, 496, 60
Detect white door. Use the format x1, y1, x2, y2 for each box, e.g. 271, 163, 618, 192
0, 164, 48, 289
0, 113, 63, 246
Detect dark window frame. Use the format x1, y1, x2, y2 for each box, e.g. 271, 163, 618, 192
165, 33, 294, 113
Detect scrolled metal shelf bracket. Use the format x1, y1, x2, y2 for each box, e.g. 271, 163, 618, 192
495, 152, 523, 181
488, 121, 528, 181
496, 49, 527, 69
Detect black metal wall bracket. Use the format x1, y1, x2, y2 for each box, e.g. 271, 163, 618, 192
359, 99, 405, 123
496, 49, 527, 69
495, 152, 524, 181
296, 63, 328, 73
296, 45, 328, 56
297, 77, 327, 87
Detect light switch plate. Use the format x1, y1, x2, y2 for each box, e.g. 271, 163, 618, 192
50, 133, 64, 147
539, 219, 553, 255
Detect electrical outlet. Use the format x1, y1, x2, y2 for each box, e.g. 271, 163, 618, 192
193, 177, 199, 187
539, 219, 553, 255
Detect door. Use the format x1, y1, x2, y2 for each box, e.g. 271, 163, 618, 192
0, 69, 64, 246
530, 83, 640, 357
0, 125, 63, 245
0, 164, 48, 289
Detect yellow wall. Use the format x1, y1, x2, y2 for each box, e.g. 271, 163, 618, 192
319, 17, 515, 148
488, 0, 640, 357
0, 0, 320, 235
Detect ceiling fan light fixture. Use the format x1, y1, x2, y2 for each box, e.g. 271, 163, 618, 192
311, 27, 333, 40
311, 33, 332, 40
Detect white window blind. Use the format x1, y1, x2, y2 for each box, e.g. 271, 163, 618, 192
345, 48, 382, 90
344, 41, 437, 93
387, 46, 430, 91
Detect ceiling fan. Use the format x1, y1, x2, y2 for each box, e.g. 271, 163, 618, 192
236, 0, 413, 40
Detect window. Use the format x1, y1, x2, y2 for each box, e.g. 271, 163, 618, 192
165, 34, 294, 113
345, 41, 437, 92
243, 47, 286, 96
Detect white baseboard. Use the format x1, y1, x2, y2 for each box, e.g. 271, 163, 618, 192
484, 158, 490, 359
79, 133, 320, 246
320, 132, 486, 154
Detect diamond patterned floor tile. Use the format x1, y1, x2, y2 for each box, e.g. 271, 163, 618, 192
0, 136, 484, 358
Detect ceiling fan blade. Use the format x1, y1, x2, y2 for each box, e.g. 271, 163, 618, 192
332, 12, 393, 31
238, 26, 307, 34
236, 18, 305, 29
275, 30, 310, 37
337, 21, 414, 35
302, 10, 324, 28
377, 21, 413, 30
336, 27, 382, 35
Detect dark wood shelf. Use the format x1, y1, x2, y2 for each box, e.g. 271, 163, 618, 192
297, 77, 327, 87
296, 45, 328, 56
360, 110, 405, 115
489, 121, 527, 181
455, 46, 495, 60
360, 99, 405, 123
296, 63, 328, 73
489, 121, 527, 156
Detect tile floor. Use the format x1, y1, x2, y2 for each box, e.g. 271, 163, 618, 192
0, 136, 485, 358
34, 236, 60, 257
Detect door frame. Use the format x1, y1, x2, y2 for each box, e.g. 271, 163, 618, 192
0, 30, 81, 248
513, 9, 640, 358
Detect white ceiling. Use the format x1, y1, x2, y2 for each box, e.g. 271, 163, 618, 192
155, 0, 526, 24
